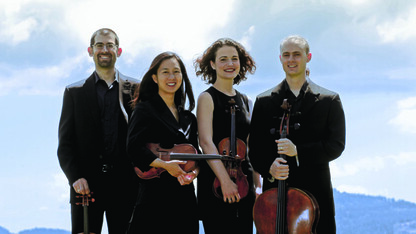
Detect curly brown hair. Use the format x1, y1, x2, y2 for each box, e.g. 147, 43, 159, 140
194, 38, 256, 85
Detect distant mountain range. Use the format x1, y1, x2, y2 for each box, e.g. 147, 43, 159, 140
1, 190, 416, 234
0, 227, 69, 234
333, 190, 416, 233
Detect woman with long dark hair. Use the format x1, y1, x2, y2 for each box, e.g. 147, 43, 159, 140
126, 51, 198, 233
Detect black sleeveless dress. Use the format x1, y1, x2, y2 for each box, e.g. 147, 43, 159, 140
197, 87, 255, 234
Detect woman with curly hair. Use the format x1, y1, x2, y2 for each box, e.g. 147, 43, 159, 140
194, 38, 260, 234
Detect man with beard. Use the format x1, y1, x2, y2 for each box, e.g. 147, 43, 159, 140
58, 28, 140, 234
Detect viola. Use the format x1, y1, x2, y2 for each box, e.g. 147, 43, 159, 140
253, 99, 319, 234
213, 99, 249, 200
75, 193, 95, 234
135, 143, 224, 180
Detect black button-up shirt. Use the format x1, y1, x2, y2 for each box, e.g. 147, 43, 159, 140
282, 79, 309, 115
95, 72, 119, 158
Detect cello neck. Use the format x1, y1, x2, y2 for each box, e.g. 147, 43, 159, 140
276, 125, 288, 234
276, 99, 291, 234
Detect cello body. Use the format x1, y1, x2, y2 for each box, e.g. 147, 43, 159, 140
253, 187, 319, 234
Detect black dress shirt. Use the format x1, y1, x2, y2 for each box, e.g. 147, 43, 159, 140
95, 72, 119, 158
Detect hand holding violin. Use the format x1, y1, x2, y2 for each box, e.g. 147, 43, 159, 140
220, 176, 241, 203
178, 169, 199, 186
150, 158, 187, 178
73, 178, 91, 195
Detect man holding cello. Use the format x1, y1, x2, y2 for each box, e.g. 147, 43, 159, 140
249, 35, 345, 233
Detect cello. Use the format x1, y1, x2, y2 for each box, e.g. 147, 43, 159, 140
253, 99, 319, 234
213, 99, 249, 200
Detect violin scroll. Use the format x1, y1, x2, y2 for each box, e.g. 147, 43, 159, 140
75, 193, 95, 207
75, 193, 95, 234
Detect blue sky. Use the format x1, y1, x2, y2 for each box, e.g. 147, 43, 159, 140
1, 0, 416, 232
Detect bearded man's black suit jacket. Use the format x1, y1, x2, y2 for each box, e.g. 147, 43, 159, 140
57, 70, 140, 204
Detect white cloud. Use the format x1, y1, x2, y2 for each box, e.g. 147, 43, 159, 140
386, 67, 416, 80
0, 17, 38, 45
394, 151, 416, 165
331, 151, 416, 178
389, 97, 416, 134
331, 155, 386, 177
51, 172, 70, 202
335, 184, 392, 198
0, 0, 238, 96
376, 6, 416, 43
0, 0, 63, 45
269, 0, 376, 15
268, 0, 416, 47
61, 0, 236, 62
332, 151, 416, 201
0, 53, 87, 96
336, 184, 370, 195
0, 0, 36, 45
239, 25, 255, 51
1, 0, 236, 58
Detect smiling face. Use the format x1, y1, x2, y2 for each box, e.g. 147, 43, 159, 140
279, 41, 311, 78
152, 58, 183, 97
88, 32, 121, 69
210, 45, 240, 81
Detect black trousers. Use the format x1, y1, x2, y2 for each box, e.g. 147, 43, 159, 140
71, 172, 138, 234
71, 199, 135, 234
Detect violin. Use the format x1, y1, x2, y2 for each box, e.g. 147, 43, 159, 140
75, 193, 95, 234
253, 99, 319, 234
213, 99, 249, 200
135, 143, 225, 179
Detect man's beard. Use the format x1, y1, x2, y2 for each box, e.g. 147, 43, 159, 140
96, 54, 115, 68
97, 60, 114, 68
